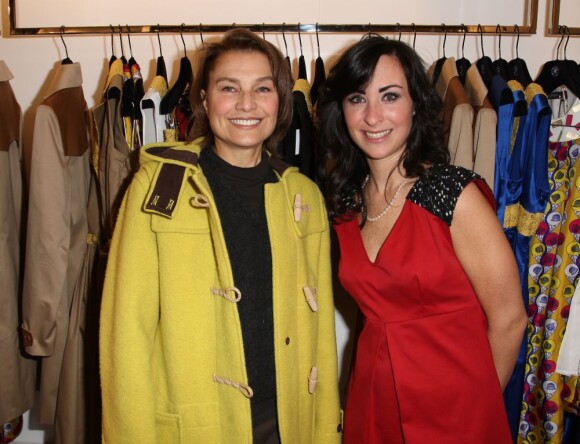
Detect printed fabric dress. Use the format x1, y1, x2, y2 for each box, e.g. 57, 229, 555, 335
335, 164, 512, 444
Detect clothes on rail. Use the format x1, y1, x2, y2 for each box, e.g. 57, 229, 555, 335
464, 63, 498, 188
20, 61, 97, 444
497, 79, 551, 442
428, 58, 476, 174
428, 52, 580, 444
519, 86, 580, 444
0, 60, 34, 442
279, 77, 317, 180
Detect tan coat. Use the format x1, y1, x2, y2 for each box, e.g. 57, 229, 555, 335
92, 58, 134, 243
431, 58, 475, 169
21, 62, 94, 444
464, 64, 498, 190
0, 60, 35, 424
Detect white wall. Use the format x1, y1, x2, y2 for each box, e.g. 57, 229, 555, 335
3, 0, 579, 442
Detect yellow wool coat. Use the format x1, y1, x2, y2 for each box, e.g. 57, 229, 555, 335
99, 138, 342, 443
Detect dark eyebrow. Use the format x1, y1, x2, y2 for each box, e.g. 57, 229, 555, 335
378, 84, 403, 93
215, 76, 274, 83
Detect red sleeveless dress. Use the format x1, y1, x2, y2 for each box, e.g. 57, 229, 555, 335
334, 165, 512, 444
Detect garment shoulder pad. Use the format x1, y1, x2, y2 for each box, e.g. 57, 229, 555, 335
407, 164, 482, 225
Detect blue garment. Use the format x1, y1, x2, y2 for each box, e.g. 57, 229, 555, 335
502, 83, 551, 442
493, 77, 525, 230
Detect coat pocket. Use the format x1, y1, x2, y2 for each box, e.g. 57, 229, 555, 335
156, 411, 182, 443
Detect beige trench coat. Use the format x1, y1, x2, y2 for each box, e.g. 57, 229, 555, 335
21, 62, 95, 444
0, 60, 35, 425
431, 57, 475, 170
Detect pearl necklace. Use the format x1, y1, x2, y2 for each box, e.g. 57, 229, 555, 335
362, 174, 409, 222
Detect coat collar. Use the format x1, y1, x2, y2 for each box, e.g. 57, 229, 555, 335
464, 64, 489, 107
43, 62, 83, 100
434, 57, 460, 99
0, 61, 14, 82
142, 137, 294, 177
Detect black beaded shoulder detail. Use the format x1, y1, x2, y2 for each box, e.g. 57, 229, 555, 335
407, 164, 483, 225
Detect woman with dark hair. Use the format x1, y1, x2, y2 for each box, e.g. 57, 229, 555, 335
317, 35, 526, 443
100, 28, 342, 443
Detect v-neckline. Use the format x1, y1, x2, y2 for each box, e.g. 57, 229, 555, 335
356, 198, 409, 265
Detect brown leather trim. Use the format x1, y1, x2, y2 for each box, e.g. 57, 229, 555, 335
268, 155, 291, 176
0, 81, 20, 151
43, 87, 89, 156
147, 146, 199, 165
145, 163, 186, 217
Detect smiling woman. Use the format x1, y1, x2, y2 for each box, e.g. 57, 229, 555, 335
99, 28, 342, 444
316, 36, 527, 443
201, 50, 279, 166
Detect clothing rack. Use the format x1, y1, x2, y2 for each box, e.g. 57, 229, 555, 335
9, 23, 539, 37
8, 0, 539, 37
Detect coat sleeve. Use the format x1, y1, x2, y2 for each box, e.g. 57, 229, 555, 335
99, 170, 160, 443
314, 190, 343, 443
21, 105, 70, 356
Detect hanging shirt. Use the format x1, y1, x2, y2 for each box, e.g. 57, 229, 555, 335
279, 78, 317, 180
140, 75, 168, 145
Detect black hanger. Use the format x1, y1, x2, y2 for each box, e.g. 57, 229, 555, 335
126, 25, 145, 121
108, 25, 117, 67
117, 25, 127, 65
311, 23, 326, 106
411, 23, 417, 50
60, 26, 73, 64
475, 24, 493, 88
431, 24, 447, 85
120, 25, 135, 119
491, 25, 509, 81
535, 25, 580, 98
297, 24, 307, 80
155, 24, 168, 81
455, 24, 471, 84
396, 23, 401, 42
125, 25, 137, 68
160, 23, 193, 115
282, 23, 291, 72
560, 26, 580, 91
508, 24, 532, 86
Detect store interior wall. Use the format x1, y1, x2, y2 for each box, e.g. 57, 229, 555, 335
2, 0, 578, 442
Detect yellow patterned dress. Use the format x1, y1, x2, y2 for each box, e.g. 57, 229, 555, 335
519, 91, 580, 443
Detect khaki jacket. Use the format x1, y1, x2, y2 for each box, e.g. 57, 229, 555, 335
432, 58, 475, 170
0, 60, 35, 424
21, 62, 94, 444
100, 139, 342, 443
465, 64, 498, 190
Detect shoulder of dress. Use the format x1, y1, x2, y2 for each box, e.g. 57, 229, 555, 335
407, 164, 483, 225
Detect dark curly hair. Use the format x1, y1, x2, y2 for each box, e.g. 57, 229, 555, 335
186, 28, 293, 155
316, 35, 449, 222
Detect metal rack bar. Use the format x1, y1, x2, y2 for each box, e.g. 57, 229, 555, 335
8, 0, 539, 36
8, 23, 538, 37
